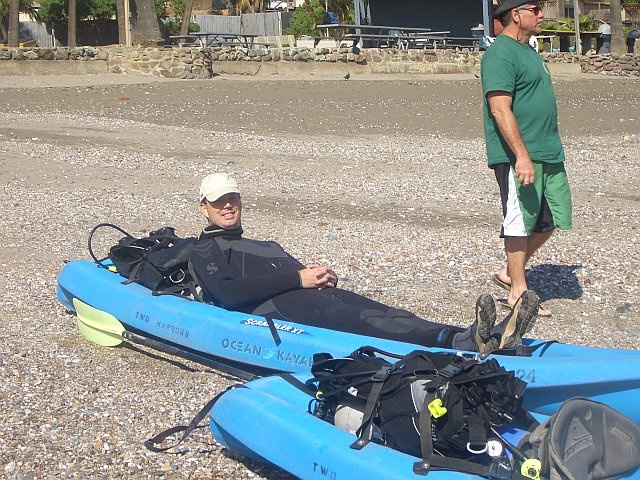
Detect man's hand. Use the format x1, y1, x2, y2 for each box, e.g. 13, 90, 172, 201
514, 156, 535, 186
299, 264, 337, 289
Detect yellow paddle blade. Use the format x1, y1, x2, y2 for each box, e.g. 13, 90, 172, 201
73, 298, 125, 347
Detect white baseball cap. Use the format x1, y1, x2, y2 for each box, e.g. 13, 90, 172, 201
199, 173, 241, 202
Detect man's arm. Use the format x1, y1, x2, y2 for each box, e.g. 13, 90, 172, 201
487, 92, 535, 186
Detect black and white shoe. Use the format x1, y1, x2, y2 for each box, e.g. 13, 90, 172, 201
494, 290, 540, 349
474, 294, 499, 353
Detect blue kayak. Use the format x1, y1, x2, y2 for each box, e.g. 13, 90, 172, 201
209, 374, 640, 480
58, 260, 640, 421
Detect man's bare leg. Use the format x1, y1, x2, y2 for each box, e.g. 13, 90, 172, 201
501, 231, 554, 316
504, 236, 528, 306
496, 230, 554, 287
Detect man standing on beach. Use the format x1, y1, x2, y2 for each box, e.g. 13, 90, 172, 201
481, 0, 572, 316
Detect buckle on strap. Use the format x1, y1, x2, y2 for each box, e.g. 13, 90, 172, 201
412, 461, 430, 476
467, 442, 488, 454
371, 365, 392, 382
438, 364, 461, 378
488, 457, 513, 480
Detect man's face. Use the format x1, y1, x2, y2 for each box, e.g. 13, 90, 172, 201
200, 193, 242, 229
515, 3, 544, 34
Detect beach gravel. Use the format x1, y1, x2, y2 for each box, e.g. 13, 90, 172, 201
0, 72, 638, 479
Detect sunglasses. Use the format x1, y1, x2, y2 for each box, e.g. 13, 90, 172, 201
208, 193, 241, 208
518, 5, 543, 15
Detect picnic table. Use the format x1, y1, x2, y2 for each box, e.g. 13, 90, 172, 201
169, 32, 271, 49
406, 34, 481, 51
316, 24, 443, 49
168, 34, 200, 47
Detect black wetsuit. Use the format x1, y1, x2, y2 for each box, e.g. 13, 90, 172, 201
190, 227, 462, 347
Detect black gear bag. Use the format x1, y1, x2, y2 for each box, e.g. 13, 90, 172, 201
88, 223, 200, 299
307, 346, 540, 479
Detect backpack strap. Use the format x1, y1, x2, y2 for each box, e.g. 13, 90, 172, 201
187, 260, 204, 302
414, 403, 495, 477
350, 365, 392, 450
280, 373, 316, 397
122, 260, 144, 285
144, 385, 242, 452
88, 222, 133, 268
413, 403, 514, 479
151, 282, 201, 300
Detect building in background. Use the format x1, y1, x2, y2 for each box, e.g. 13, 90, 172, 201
356, 0, 492, 37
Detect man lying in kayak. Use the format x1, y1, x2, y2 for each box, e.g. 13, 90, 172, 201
190, 173, 540, 354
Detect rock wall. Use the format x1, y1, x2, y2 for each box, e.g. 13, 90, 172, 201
540, 51, 640, 76
1, 45, 639, 78
0, 46, 107, 61
106, 45, 482, 77
580, 53, 640, 76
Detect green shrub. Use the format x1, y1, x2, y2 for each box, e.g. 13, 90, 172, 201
284, 0, 326, 38
541, 14, 600, 32
163, 19, 200, 36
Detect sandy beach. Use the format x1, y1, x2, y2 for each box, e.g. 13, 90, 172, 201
1, 71, 639, 479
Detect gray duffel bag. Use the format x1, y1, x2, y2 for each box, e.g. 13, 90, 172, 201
520, 397, 640, 480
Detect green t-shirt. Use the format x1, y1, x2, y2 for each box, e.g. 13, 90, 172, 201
481, 35, 565, 166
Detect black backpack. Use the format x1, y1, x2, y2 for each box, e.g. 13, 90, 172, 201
307, 346, 540, 479
88, 223, 200, 299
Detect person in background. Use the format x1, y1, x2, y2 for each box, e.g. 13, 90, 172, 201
627, 29, 640, 54
481, 0, 573, 317
190, 173, 540, 354
596, 20, 611, 54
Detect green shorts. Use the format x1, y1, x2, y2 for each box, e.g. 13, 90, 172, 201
494, 162, 572, 237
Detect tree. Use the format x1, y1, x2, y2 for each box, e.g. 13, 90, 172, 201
131, 0, 162, 45
285, 0, 353, 38
622, 0, 640, 20
303, 0, 315, 29
180, 0, 193, 35
116, 0, 126, 44
610, 0, 626, 53
158, 0, 199, 38
36, 0, 117, 46
2, 0, 43, 44
37, 0, 117, 24
228, 0, 251, 14
285, 0, 325, 37
36, 0, 162, 46
326, 0, 353, 23
0, 0, 8, 41
68, 0, 76, 47
7, 0, 18, 46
